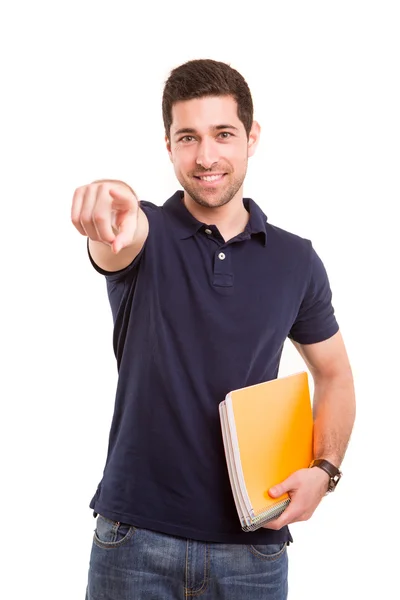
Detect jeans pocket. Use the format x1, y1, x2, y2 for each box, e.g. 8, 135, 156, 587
248, 542, 287, 561
93, 514, 136, 549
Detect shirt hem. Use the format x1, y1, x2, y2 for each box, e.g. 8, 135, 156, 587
90, 502, 293, 545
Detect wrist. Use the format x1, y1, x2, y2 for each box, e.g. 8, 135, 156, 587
311, 465, 331, 491
309, 458, 342, 494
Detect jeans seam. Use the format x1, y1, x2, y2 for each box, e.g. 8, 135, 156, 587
248, 541, 287, 561
185, 540, 189, 598
184, 543, 209, 597
111, 521, 118, 543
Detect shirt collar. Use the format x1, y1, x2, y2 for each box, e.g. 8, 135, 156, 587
163, 190, 268, 246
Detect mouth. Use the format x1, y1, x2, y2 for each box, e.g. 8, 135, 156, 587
193, 173, 227, 186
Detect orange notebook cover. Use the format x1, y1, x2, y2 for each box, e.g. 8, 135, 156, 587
219, 371, 314, 531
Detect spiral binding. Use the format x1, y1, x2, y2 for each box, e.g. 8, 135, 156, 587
241, 498, 290, 532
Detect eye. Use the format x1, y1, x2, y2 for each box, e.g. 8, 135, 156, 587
179, 136, 196, 142
218, 132, 232, 139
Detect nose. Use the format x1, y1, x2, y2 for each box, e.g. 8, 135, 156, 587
196, 138, 219, 170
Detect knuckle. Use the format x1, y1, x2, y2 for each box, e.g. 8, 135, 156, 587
97, 183, 109, 195
80, 211, 93, 224
93, 211, 107, 223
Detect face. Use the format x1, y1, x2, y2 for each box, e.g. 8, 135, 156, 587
166, 95, 260, 209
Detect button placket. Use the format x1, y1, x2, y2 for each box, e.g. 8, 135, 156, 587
213, 248, 233, 287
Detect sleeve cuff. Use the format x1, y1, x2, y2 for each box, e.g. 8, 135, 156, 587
288, 322, 339, 345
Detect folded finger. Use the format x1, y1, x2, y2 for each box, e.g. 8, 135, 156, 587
93, 190, 117, 245
71, 187, 86, 236
80, 185, 101, 240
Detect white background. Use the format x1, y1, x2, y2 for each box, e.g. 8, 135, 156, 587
1, 1, 399, 598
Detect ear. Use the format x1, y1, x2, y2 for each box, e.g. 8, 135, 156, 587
247, 120, 261, 157
165, 135, 173, 163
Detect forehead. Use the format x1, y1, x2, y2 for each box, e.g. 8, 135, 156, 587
170, 95, 243, 133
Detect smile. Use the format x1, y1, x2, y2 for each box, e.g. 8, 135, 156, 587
195, 174, 226, 183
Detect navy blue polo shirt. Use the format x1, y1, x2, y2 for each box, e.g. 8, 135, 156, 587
88, 190, 339, 544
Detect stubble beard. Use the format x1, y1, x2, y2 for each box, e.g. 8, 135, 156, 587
181, 170, 247, 210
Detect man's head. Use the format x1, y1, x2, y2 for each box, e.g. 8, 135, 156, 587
163, 59, 260, 210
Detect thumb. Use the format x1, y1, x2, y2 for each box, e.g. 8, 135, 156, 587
269, 474, 297, 498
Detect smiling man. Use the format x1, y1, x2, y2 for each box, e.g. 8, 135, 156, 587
169, 96, 255, 204
72, 59, 355, 600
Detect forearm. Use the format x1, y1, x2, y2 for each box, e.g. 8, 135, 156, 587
312, 371, 356, 467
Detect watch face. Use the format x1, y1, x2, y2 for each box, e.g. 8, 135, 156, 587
328, 472, 342, 492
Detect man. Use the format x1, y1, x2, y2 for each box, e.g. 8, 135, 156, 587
72, 59, 355, 600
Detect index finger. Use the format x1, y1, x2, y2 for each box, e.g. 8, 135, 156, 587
112, 209, 139, 254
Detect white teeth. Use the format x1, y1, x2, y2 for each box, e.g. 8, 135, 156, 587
199, 175, 223, 181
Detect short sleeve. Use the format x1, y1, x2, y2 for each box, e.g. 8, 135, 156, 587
87, 238, 146, 281
288, 243, 339, 344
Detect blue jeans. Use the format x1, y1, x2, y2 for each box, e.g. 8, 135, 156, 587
85, 514, 288, 599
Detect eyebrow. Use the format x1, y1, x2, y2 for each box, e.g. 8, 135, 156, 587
173, 124, 239, 138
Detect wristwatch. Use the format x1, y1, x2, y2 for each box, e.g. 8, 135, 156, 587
309, 459, 342, 493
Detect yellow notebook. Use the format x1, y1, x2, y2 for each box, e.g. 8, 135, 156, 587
219, 371, 314, 532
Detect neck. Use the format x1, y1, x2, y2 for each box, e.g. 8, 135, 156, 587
182, 189, 249, 242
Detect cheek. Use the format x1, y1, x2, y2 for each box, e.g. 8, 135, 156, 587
225, 144, 247, 163
229, 153, 247, 173
173, 150, 194, 173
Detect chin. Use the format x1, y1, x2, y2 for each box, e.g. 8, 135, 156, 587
188, 190, 233, 209
180, 180, 237, 209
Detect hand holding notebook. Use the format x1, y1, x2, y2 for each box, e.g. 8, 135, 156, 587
219, 371, 314, 532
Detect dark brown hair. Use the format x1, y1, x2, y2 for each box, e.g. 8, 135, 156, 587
162, 59, 254, 140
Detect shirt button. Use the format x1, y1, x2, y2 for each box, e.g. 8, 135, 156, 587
218, 252, 226, 260
205, 228, 212, 235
